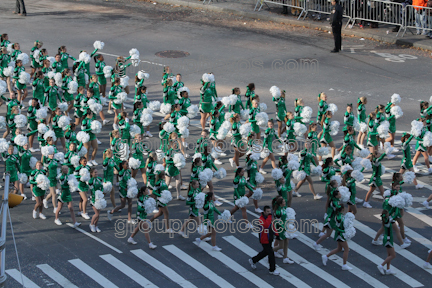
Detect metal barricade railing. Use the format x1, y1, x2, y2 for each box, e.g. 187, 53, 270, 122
302, 0, 352, 21
402, 4, 432, 37
254, 0, 307, 20
0, 174, 10, 287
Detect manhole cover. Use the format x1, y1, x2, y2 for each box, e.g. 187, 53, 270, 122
155, 50, 190, 58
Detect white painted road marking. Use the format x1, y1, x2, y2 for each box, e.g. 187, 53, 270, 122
68, 259, 119, 288
37, 264, 78, 288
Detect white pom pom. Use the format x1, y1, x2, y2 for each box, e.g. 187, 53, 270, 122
89, 120, 101, 134
338, 186, 351, 203
410, 120, 424, 138
177, 116, 190, 128
255, 172, 264, 184
327, 103, 338, 114
359, 122, 367, 133
256, 112, 269, 126
218, 210, 232, 222
67, 81, 78, 94
402, 171, 415, 184
140, 113, 153, 127
103, 181, 113, 193
155, 151, 164, 162
235, 196, 249, 208
269, 86, 281, 98
130, 54, 140, 67
160, 103, 172, 115
163, 122, 175, 134
377, 120, 390, 139
70, 155, 80, 168
330, 120, 340, 136
287, 160, 300, 171
194, 193, 206, 209
341, 164, 353, 174
286, 207, 296, 220
399, 191, 413, 208
53, 72, 62, 87
2, 67, 13, 77
30, 157, 38, 169
300, 106, 313, 122
317, 147, 330, 157
14, 114, 27, 128
216, 127, 228, 140
357, 148, 369, 159
79, 168, 90, 182
294, 122, 307, 137
391, 93, 401, 104
17, 53, 29, 65
103, 66, 113, 78
423, 131, 432, 147
129, 48, 140, 57
58, 116, 71, 131
287, 153, 299, 163
137, 71, 149, 80
76, 131, 90, 143
159, 190, 173, 204
13, 134, 28, 147
383, 190, 391, 198
293, 170, 306, 181
202, 73, 214, 83
186, 105, 199, 119
239, 123, 252, 138
259, 103, 267, 111
18, 72, 30, 85
148, 101, 161, 112
68, 174, 79, 192
330, 175, 342, 186
41, 145, 54, 156
388, 194, 405, 209
391, 106, 403, 119
130, 124, 141, 138
311, 165, 323, 176
343, 212, 356, 240
173, 153, 186, 169
199, 168, 213, 186
129, 157, 142, 170
251, 188, 263, 200
144, 197, 157, 214
224, 112, 234, 121
18, 173, 28, 184
78, 145, 88, 157
127, 186, 138, 198
78, 52, 90, 64
93, 41, 105, 50
213, 168, 227, 179
54, 152, 65, 163
260, 148, 270, 159
351, 170, 364, 182
240, 109, 250, 121
0, 138, 9, 153
36, 107, 48, 120
36, 174, 50, 191
222, 95, 237, 106
114, 92, 128, 104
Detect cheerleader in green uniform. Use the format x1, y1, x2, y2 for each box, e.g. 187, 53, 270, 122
201, 145, 219, 195
366, 112, 379, 153
338, 126, 360, 158
179, 88, 191, 116
228, 114, 246, 168
158, 122, 170, 155
108, 78, 123, 128
43, 78, 62, 115
27, 98, 40, 151
44, 152, 60, 214
108, 160, 134, 222
149, 169, 172, 232
41, 59, 52, 88
18, 143, 32, 199
30, 41, 43, 79
135, 86, 149, 107
412, 119, 432, 173
319, 110, 336, 161
335, 145, 354, 169
195, 192, 222, 251
0, 47, 13, 97
399, 133, 423, 189
54, 166, 80, 227
163, 78, 176, 105
343, 104, 355, 132
115, 56, 132, 94
30, 161, 47, 220
230, 167, 254, 227
343, 170, 358, 215
173, 74, 184, 93
179, 180, 202, 237
249, 99, 261, 138
73, 61, 87, 88
89, 75, 108, 125
293, 143, 322, 199
132, 101, 144, 136
274, 90, 286, 137
11, 43, 22, 62
64, 142, 78, 174
82, 110, 99, 166
135, 73, 146, 96
3, 145, 20, 194
321, 158, 340, 192
363, 151, 386, 208
284, 112, 297, 155
74, 157, 91, 220
127, 186, 157, 248
229, 87, 244, 115
131, 134, 150, 183
199, 77, 214, 130
293, 98, 305, 123
307, 123, 319, 158
118, 112, 132, 147
165, 135, 185, 201
102, 149, 117, 208
88, 168, 105, 232
73, 86, 85, 126
357, 97, 368, 146
61, 69, 74, 114
13, 59, 28, 102
377, 209, 397, 275
246, 153, 261, 212
260, 119, 282, 173
51, 107, 66, 151
32, 71, 45, 103
58, 46, 76, 71
315, 181, 340, 249
94, 54, 107, 97
52, 54, 62, 73
208, 110, 223, 165
272, 196, 294, 264
384, 102, 397, 150
375, 104, 386, 147
161, 66, 173, 86
245, 83, 255, 110
144, 152, 157, 190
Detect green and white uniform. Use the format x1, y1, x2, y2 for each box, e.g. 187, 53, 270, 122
229, 95, 244, 114
30, 169, 47, 197
2, 152, 20, 182
43, 86, 62, 110
94, 59, 106, 85
199, 82, 214, 113
118, 168, 131, 198
249, 107, 260, 134
320, 116, 333, 145
343, 111, 355, 131
231, 122, 243, 149
103, 157, 116, 184
88, 176, 104, 206
81, 118, 96, 141
163, 85, 177, 105
369, 153, 386, 187
274, 205, 288, 240
108, 85, 123, 110
233, 175, 253, 202
203, 200, 221, 227
317, 99, 328, 124
298, 148, 316, 176
186, 187, 201, 217
263, 127, 280, 153
246, 158, 258, 189
401, 135, 414, 170
367, 119, 378, 147
245, 87, 255, 109
153, 178, 169, 207
32, 78, 45, 102
136, 194, 150, 220
74, 164, 90, 193
165, 148, 180, 177
57, 172, 72, 203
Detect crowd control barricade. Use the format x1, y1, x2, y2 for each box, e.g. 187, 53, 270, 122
254, 0, 307, 19
402, 4, 432, 37
302, 0, 353, 23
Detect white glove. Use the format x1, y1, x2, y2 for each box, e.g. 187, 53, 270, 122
125, 118, 129, 123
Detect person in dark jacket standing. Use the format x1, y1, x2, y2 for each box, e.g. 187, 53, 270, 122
14, 0, 27, 16
248, 206, 280, 276
330, 0, 343, 53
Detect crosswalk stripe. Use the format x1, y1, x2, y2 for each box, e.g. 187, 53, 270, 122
196, 241, 274, 288
352, 220, 424, 287
163, 244, 235, 288
223, 235, 312, 288
249, 233, 350, 288
5, 269, 41, 288
405, 207, 432, 227
68, 259, 119, 288
371, 214, 432, 250
99, 254, 158, 287
36, 264, 78, 288
130, 249, 198, 288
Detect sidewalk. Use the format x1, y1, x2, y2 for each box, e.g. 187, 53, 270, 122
150, 0, 432, 51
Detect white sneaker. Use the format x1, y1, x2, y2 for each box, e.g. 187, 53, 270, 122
166, 228, 174, 233
89, 224, 96, 232
181, 184, 188, 190
31, 196, 36, 201
149, 242, 157, 249
203, 237, 211, 242
385, 269, 396, 275
363, 202, 372, 208
214, 200, 223, 206
32, 210, 37, 219
43, 199, 48, 209
81, 213, 90, 220
377, 265, 386, 275
229, 158, 234, 167
87, 161, 93, 167
400, 242, 411, 249
212, 246, 222, 252
387, 154, 395, 159
322, 255, 328, 266
107, 110, 114, 114
107, 211, 113, 221
96, 226, 101, 233
214, 159, 222, 165
92, 160, 98, 166
29, 148, 36, 153
195, 238, 202, 245
259, 169, 267, 175
102, 119, 111, 126
73, 222, 81, 228
269, 270, 280, 276
177, 195, 186, 201
355, 197, 363, 204
372, 240, 381, 246
429, 168, 432, 174
246, 223, 254, 229
314, 194, 323, 200
153, 209, 159, 213
168, 185, 173, 189
274, 251, 283, 258
342, 264, 352, 271
55, 189, 61, 195
313, 242, 321, 251
113, 124, 119, 130
413, 166, 420, 173
53, 208, 60, 214
422, 201, 430, 209
424, 262, 432, 269
249, 258, 257, 270
378, 235, 384, 241
97, 139, 102, 144
283, 258, 294, 264
39, 213, 46, 220
392, 148, 399, 153
255, 208, 263, 213
220, 152, 227, 156
182, 142, 188, 148
128, 237, 137, 244
293, 191, 302, 197
415, 184, 424, 189
146, 131, 153, 138
54, 218, 62, 225
404, 238, 411, 244
319, 161, 323, 166
20, 194, 27, 200
318, 232, 325, 237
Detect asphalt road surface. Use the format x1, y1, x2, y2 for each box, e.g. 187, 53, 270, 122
1, 0, 432, 287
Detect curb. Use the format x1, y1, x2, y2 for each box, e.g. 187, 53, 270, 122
149, 0, 432, 51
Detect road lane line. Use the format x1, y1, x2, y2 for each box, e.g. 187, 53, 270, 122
68, 259, 119, 288
37, 264, 78, 288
